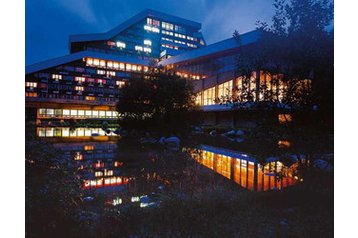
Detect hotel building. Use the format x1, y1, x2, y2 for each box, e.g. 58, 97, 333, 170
26, 9, 300, 125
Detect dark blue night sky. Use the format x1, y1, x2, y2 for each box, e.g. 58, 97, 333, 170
26, 0, 275, 65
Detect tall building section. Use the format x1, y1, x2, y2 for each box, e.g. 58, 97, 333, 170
26, 9, 308, 125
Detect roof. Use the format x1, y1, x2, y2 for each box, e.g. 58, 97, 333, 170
69, 9, 202, 44
159, 30, 261, 66
25, 51, 152, 75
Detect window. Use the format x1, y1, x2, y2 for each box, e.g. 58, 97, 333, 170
187, 43, 197, 48
174, 33, 186, 39
93, 59, 100, 66
25, 92, 37, 97
203, 87, 216, 105
162, 30, 173, 36
144, 25, 160, 33
144, 39, 152, 46
217, 80, 233, 98
97, 70, 105, 75
119, 63, 125, 70
107, 71, 116, 77
26, 82, 37, 88
75, 86, 84, 91
143, 47, 151, 53
117, 81, 125, 88
162, 21, 174, 30
126, 64, 132, 71
75, 77, 85, 83
52, 74, 62, 80
86, 96, 96, 101
161, 37, 173, 42
135, 45, 143, 51
100, 60, 106, 67
116, 41, 126, 48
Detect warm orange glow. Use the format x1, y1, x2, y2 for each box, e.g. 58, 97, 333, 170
84, 145, 94, 151
83, 177, 129, 188
278, 140, 291, 148
190, 148, 302, 192
278, 114, 293, 124
74, 152, 83, 161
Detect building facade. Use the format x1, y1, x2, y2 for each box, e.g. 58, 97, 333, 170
26, 9, 305, 125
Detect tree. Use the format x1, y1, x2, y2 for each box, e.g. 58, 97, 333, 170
117, 67, 200, 135
219, 0, 333, 124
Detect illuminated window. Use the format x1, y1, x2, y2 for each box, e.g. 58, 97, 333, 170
86, 96, 96, 101
162, 21, 174, 30
119, 63, 125, 70
117, 81, 125, 88
162, 30, 173, 36
187, 43, 197, 48
135, 46, 143, 51
113, 62, 119, 69
74, 152, 83, 161
107, 41, 115, 47
144, 39, 152, 46
25, 92, 38, 97
84, 145, 94, 151
92, 110, 98, 117
86, 58, 93, 65
126, 64, 132, 71
100, 60, 106, 67
95, 171, 103, 177
161, 37, 173, 42
63, 109, 70, 116
75, 86, 84, 91
93, 59, 100, 66
218, 80, 233, 98
143, 47, 151, 53
97, 70, 105, 75
70, 110, 77, 116
26, 82, 37, 88
107, 71, 116, 77
131, 196, 140, 202
203, 87, 216, 105
99, 111, 106, 118
62, 128, 69, 137
144, 25, 160, 33
107, 61, 113, 68
75, 77, 85, 83
85, 110, 92, 117
106, 111, 112, 117
116, 41, 126, 48
78, 110, 85, 117
278, 114, 293, 124
52, 74, 62, 80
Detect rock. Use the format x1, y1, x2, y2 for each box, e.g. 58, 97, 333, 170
236, 129, 245, 136
83, 196, 94, 202
313, 159, 333, 172
193, 126, 204, 134
223, 130, 236, 137
209, 130, 217, 136
159, 137, 166, 145
236, 137, 244, 143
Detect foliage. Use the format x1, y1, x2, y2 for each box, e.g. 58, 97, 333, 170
117, 67, 201, 135
25, 135, 82, 238
219, 0, 333, 121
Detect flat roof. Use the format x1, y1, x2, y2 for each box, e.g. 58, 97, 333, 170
26, 51, 152, 75
69, 9, 201, 44
159, 30, 261, 65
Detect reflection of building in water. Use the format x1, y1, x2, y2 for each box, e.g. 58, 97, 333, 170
37, 127, 118, 138
191, 145, 304, 191
53, 141, 128, 189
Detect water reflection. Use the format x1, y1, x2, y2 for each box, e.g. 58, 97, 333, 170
37, 127, 119, 137
190, 145, 305, 191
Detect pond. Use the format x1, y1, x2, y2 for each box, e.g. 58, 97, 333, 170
40, 128, 309, 210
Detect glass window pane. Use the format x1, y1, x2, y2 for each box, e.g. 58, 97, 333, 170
62, 128, 69, 137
